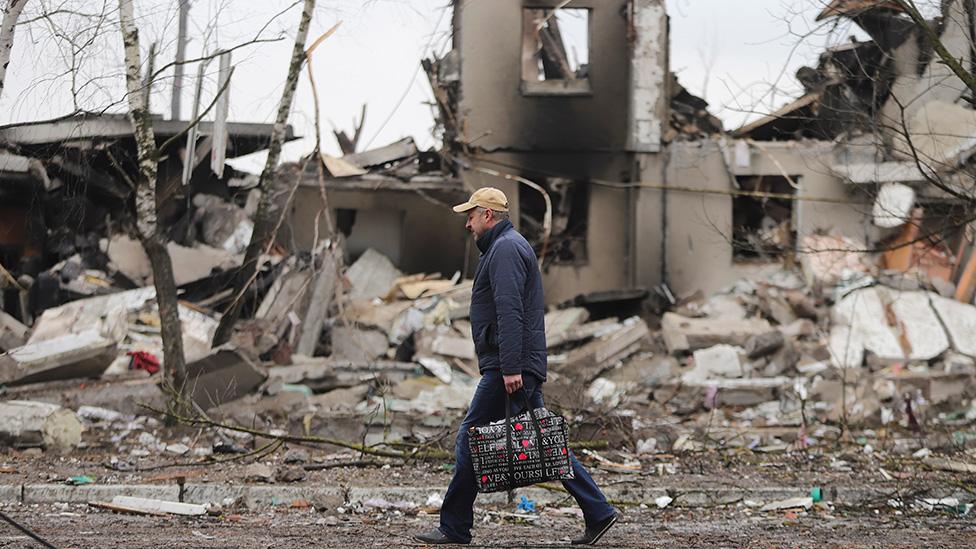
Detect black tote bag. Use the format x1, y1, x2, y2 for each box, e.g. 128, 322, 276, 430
468, 389, 574, 493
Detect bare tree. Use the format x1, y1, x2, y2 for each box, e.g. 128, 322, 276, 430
212, 0, 316, 346
118, 0, 188, 402
0, 0, 28, 99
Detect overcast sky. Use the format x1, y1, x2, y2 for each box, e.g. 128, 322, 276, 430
1, 0, 876, 171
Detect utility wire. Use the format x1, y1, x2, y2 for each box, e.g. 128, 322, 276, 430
0, 510, 59, 549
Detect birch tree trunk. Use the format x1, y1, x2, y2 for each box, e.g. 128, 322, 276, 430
0, 0, 28, 100
212, 0, 316, 346
118, 0, 187, 399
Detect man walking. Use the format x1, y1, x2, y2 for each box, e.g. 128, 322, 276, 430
415, 188, 618, 545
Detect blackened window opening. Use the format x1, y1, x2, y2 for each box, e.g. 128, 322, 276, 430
519, 177, 589, 265
732, 175, 797, 262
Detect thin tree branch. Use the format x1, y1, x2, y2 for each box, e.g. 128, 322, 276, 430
150, 37, 285, 82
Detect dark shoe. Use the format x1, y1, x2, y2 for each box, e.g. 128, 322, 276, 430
414, 529, 467, 545
571, 512, 619, 545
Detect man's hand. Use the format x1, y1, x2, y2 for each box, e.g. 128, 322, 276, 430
503, 374, 523, 395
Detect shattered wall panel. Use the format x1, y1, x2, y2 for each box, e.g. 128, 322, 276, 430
456, 0, 633, 152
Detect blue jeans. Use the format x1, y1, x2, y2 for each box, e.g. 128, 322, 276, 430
439, 370, 616, 543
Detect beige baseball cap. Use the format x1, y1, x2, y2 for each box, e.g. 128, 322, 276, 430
452, 187, 509, 213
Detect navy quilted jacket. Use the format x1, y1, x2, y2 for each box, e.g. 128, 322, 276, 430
469, 219, 547, 381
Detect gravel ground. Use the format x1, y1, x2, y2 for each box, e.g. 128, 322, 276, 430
1, 502, 974, 548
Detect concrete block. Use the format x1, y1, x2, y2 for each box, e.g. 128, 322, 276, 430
346, 486, 436, 507
331, 327, 389, 362
0, 484, 21, 503
886, 290, 949, 360
930, 294, 976, 358
1, 330, 117, 386
243, 485, 344, 509
662, 313, 772, 354
181, 484, 249, 506
23, 484, 178, 504
683, 344, 743, 383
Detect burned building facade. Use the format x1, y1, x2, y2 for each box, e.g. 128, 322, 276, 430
420, 0, 976, 302
436, 0, 669, 304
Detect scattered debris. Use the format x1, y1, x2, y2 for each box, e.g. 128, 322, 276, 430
0, 400, 82, 450
108, 496, 207, 516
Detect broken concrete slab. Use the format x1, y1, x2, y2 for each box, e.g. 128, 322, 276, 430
266, 356, 416, 391
832, 287, 902, 361
0, 400, 82, 450
760, 496, 813, 512
744, 331, 785, 359
607, 354, 679, 388
110, 495, 206, 516
830, 161, 931, 185
341, 300, 414, 335
102, 235, 240, 287
0, 330, 116, 386
345, 248, 401, 300
683, 344, 744, 383
929, 294, 976, 358
558, 318, 650, 381
309, 385, 369, 412
185, 349, 267, 410
417, 356, 453, 384
662, 312, 772, 354
883, 370, 974, 406
544, 307, 590, 346
342, 137, 418, 168
0, 309, 28, 351
393, 277, 458, 300
885, 290, 949, 361
872, 182, 915, 229
828, 323, 866, 369
191, 194, 254, 255
330, 327, 390, 362
548, 318, 621, 349
832, 288, 949, 363
799, 234, 870, 290
28, 287, 156, 344
894, 101, 976, 169
415, 328, 475, 361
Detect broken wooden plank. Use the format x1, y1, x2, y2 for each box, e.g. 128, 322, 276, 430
0, 400, 82, 450
88, 500, 167, 516
341, 137, 417, 168
955, 247, 976, 304
110, 496, 206, 516
295, 247, 339, 356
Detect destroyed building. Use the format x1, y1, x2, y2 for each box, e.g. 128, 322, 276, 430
410, 0, 975, 301
2, 2, 976, 538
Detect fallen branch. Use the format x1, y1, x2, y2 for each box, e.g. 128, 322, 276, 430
140, 403, 451, 460
303, 460, 383, 471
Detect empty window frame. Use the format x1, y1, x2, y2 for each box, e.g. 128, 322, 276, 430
732, 175, 797, 262
521, 7, 591, 95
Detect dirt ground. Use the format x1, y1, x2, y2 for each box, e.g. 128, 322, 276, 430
1, 501, 974, 548
2, 447, 976, 548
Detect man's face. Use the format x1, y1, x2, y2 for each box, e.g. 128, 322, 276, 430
465, 208, 491, 239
